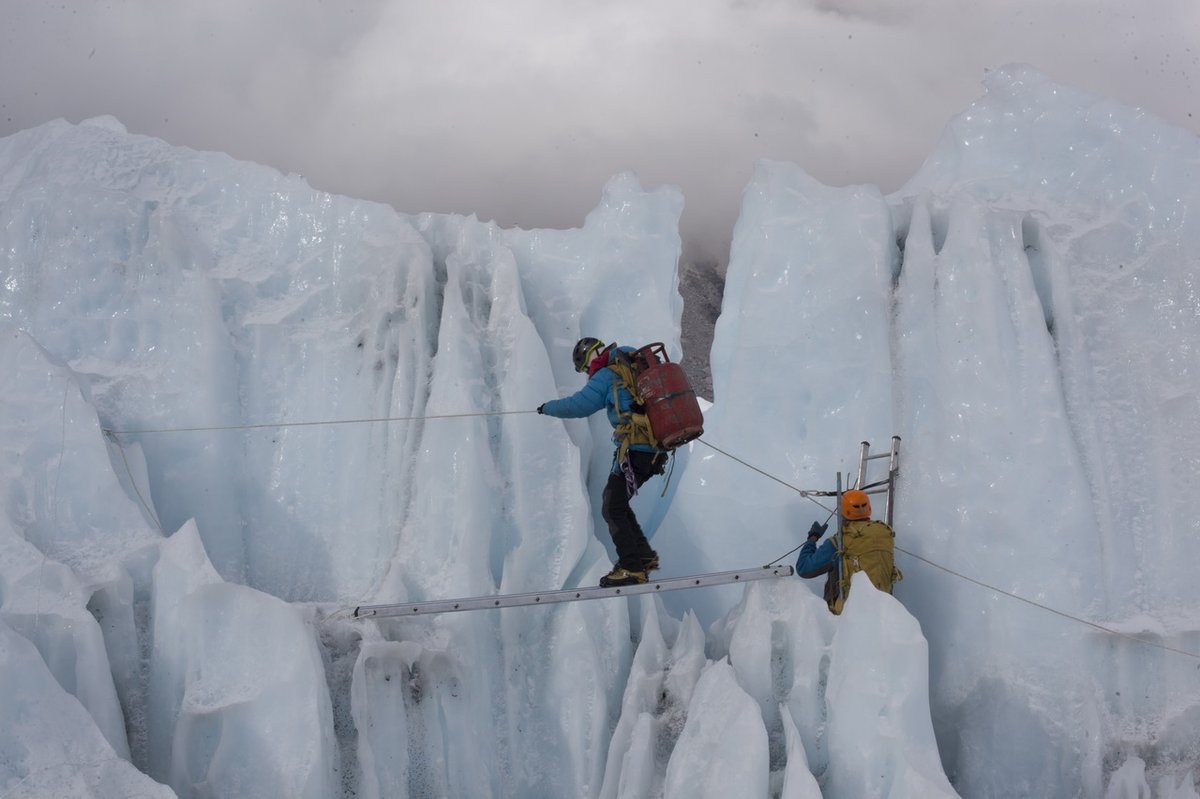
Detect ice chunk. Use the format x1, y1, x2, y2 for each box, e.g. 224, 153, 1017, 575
0, 618, 173, 798
146, 522, 336, 798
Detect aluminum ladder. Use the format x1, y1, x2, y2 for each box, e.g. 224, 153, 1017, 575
354, 565, 794, 619
832, 436, 901, 604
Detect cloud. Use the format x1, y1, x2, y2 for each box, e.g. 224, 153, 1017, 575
811, 0, 911, 25
1, 0, 1197, 264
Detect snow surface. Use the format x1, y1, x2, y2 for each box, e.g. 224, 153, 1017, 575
1, 64, 1198, 798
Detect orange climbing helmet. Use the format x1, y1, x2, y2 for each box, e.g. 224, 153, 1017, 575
841, 489, 872, 521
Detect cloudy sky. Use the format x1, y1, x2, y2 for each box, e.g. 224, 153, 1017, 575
2, 0, 1197, 263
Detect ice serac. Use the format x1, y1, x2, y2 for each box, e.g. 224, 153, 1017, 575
889, 63, 1200, 794
599, 602, 706, 799
0, 114, 691, 798
778, 707, 823, 799
0, 619, 175, 799
655, 161, 896, 628
0, 327, 165, 761
891, 187, 1102, 793
146, 521, 336, 798
824, 574, 956, 799
709, 580, 834, 780
0, 115, 451, 602
661, 659, 769, 798
706, 577, 956, 797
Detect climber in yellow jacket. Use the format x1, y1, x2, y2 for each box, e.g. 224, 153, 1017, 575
795, 489, 902, 614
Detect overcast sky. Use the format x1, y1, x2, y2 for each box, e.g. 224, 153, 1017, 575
2, 1, 1197, 263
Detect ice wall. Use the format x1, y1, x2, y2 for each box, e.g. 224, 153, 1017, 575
653, 159, 896, 627
597, 577, 954, 799
662, 64, 1200, 795
890, 64, 1200, 795
146, 521, 336, 797
0, 328, 161, 763
0, 115, 728, 799
0, 619, 175, 799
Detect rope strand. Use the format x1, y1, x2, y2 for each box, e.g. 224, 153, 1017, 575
896, 546, 1200, 661
695, 438, 833, 500
102, 408, 535, 436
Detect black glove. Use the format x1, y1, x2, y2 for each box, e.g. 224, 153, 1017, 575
537, 404, 546, 415
807, 521, 828, 540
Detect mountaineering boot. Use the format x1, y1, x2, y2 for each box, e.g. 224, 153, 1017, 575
600, 565, 648, 587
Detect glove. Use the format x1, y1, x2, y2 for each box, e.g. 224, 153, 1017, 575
807, 521, 828, 540
537, 404, 546, 415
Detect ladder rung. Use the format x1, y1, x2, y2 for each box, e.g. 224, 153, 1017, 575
353, 566, 794, 618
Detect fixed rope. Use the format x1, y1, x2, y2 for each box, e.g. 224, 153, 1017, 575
101, 408, 535, 437
695, 438, 834, 501
700, 439, 1200, 661
762, 507, 838, 568
896, 546, 1200, 661
692, 437, 839, 566
103, 431, 165, 532
98, 410, 1198, 660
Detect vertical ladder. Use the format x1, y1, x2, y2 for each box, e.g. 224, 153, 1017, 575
855, 436, 901, 526
833, 436, 901, 607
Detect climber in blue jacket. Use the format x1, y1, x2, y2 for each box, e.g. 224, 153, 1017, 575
538, 336, 667, 588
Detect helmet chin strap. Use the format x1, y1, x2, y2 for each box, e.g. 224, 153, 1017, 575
583, 344, 610, 375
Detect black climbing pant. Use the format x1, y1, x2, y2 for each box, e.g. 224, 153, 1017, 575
601, 449, 668, 570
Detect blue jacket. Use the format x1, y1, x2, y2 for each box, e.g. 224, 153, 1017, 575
541, 346, 658, 453
795, 537, 837, 578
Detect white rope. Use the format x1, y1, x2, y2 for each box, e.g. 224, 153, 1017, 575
896, 547, 1200, 661
102, 408, 536, 437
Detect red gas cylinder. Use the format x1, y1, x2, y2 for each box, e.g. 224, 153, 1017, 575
633, 343, 704, 449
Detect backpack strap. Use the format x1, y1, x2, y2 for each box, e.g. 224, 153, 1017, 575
607, 353, 659, 462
